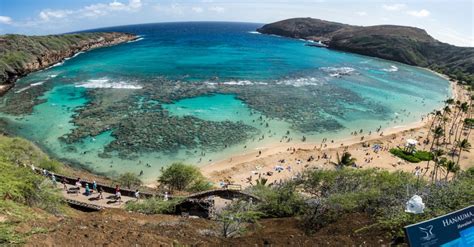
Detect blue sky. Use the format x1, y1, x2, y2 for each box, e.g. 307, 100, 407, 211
0, 0, 472, 46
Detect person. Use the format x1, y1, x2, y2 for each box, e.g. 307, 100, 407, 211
135, 189, 140, 201
116, 190, 122, 204
97, 187, 103, 200
92, 181, 97, 193
164, 191, 169, 201
85, 183, 91, 196
51, 173, 57, 186
115, 185, 120, 194
62, 178, 68, 191
75, 178, 82, 194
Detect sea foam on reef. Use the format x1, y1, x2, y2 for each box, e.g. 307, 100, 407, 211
75, 78, 143, 89
203, 77, 322, 88
320, 67, 356, 77
382, 65, 399, 72
15, 81, 45, 93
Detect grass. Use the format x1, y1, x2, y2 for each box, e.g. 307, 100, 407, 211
389, 148, 433, 163
0, 134, 66, 244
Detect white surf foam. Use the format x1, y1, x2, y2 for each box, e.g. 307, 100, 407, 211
248, 31, 260, 35
75, 78, 143, 89
204, 77, 321, 88
320, 67, 356, 77
382, 65, 399, 72
15, 81, 45, 93
128, 36, 145, 43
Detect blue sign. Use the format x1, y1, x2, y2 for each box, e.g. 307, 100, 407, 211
404, 205, 474, 247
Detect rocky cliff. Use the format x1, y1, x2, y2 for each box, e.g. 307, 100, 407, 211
0, 32, 137, 95
258, 18, 474, 85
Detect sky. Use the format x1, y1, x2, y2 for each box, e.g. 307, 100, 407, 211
0, 0, 473, 46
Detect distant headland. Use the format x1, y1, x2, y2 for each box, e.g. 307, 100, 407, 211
0, 32, 137, 95
257, 18, 474, 85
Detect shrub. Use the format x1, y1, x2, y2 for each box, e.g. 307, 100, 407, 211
125, 197, 183, 214
389, 148, 433, 163
215, 200, 263, 238
299, 168, 474, 238
249, 182, 305, 217
115, 172, 142, 189
158, 162, 212, 192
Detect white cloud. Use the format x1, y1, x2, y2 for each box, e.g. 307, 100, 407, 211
0, 16, 13, 24
382, 4, 406, 11
192, 7, 204, 13
407, 9, 430, 18
356, 11, 367, 16
39, 9, 73, 21
209, 6, 225, 13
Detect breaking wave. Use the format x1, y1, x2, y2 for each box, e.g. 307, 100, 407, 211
203, 77, 322, 87
128, 36, 145, 43
382, 65, 399, 72
75, 78, 143, 89
15, 81, 45, 93
248, 31, 260, 34
320, 67, 356, 77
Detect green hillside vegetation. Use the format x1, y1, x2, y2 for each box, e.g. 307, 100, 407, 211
0, 135, 66, 244
0, 32, 134, 84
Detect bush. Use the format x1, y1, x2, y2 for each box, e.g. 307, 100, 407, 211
389, 148, 433, 163
124, 197, 183, 214
215, 200, 263, 238
115, 172, 142, 189
158, 162, 212, 192
249, 182, 305, 217
299, 168, 474, 238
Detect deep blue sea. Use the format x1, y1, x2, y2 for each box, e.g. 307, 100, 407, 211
0, 22, 451, 181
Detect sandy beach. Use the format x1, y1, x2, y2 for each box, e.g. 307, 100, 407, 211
201, 79, 473, 187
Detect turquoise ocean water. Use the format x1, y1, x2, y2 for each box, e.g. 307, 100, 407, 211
0, 22, 451, 181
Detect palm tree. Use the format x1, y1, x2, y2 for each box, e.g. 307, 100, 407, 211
448, 101, 462, 144
442, 160, 459, 181
426, 126, 444, 169
456, 139, 471, 166
431, 149, 445, 183
426, 110, 442, 142
332, 152, 357, 169
454, 102, 469, 142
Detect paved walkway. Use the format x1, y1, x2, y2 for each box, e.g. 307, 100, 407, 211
59, 183, 137, 209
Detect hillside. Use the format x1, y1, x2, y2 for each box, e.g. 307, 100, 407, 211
0, 32, 136, 95
257, 18, 474, 85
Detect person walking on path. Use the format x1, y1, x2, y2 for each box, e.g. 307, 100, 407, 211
85, 183, 91, 196
135, 189, 140, 201
92, 181, 97, 193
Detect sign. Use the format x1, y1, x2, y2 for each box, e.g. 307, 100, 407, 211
404, 205, 474, 247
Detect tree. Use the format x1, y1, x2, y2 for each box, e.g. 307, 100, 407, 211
116, 172, 142, 189
426, 126, 444, 169
216, 201, 262, 238
431, 149, 445, 183
456, 139, 471, 166
442, 160, 459, 181
158, 162, 211, 192
332, 152, 357, 168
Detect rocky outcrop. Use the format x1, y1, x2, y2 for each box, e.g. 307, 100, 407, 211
0, 32, 137, 95
258, 18, 474, 83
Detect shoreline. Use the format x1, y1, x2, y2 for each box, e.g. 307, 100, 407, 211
198, 78, 470, 188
